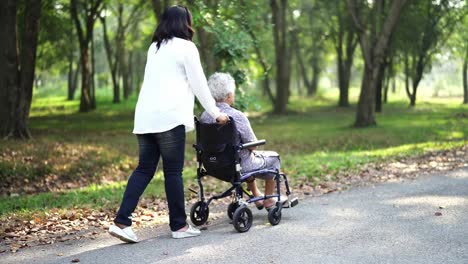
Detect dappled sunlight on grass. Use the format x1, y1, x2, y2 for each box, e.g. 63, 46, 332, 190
283, 141, 466, 180
1, 94, 466, 216
0, 140, 135, 194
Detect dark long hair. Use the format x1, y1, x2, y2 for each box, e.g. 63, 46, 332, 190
152, 5, 194, 50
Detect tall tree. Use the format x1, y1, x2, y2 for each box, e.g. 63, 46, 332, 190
237, 0, 274, 104
188, 0, 222, 75
292, 1, 328, 97
347, 0, 408, 127
270, 0, 292, 114
0, 0, 42, 139
326, 0, 358, 107
151, 0, 170, 22
398, 0, 466, 106
449, 13, 468, 104
70, 0, 103, 112
464, 46, 468, 104
100, 0, 145, 103
35, 1, 77, 101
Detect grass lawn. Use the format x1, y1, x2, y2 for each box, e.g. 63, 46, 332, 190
0, 90, 467, 218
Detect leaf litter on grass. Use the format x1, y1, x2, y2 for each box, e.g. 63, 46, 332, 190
0, 145, 466, 254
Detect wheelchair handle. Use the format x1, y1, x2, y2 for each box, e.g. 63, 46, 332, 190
240, 139, 266, 149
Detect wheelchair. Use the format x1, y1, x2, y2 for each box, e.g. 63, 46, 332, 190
189, 117, 298, 233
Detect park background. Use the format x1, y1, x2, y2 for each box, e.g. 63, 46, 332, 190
0, 0, 467, 253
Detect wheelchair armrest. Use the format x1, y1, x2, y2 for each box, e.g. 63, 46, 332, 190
240, 139, 266, 149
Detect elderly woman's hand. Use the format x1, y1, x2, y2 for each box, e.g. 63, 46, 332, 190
216, 113, 229, 125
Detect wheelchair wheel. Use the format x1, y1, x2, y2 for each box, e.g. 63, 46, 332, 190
233, 206, 253, 233
190, 201, 209, 226
227, 202, 240, 220
267, 206, 282, 226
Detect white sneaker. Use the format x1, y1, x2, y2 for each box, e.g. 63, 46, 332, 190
172, 224, 201, 239
108, 224, 138, 243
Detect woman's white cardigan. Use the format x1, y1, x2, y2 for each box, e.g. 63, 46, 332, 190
133, 37, 221, 134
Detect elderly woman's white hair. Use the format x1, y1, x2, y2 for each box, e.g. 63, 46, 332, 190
207, 72, 236, 101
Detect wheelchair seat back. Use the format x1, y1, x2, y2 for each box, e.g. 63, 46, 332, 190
195, 118, 239, 182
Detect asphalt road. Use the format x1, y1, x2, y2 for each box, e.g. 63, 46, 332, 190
2, 168, 467, 264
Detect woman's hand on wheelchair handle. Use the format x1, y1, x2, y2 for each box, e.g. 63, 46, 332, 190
216, 113, 229, 125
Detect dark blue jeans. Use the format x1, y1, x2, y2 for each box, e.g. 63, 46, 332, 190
114, 125, 187, 231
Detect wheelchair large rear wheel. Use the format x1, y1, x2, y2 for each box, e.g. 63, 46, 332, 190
233, 206, 253, 233
227, 202, 240, 220
267, 206, 282, 226
190, 201, 209, 226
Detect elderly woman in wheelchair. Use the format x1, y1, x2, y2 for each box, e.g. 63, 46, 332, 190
190, 72, 298, 232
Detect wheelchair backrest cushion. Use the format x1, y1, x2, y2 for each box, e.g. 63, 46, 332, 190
196, 120, 238, 181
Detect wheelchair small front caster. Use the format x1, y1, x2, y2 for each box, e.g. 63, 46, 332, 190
233, 206, 253, 233
190, 201, 209, 226
268, 206, 282, 226
227, 202, 240, 220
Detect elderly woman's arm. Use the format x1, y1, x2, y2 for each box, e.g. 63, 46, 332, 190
236, 112, 258, 150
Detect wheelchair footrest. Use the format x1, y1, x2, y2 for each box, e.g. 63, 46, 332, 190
283, 197, 299, 209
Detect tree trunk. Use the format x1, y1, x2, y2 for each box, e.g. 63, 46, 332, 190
409, 54, 425, 107
71, 0, 102, 112
375, 62, 386, 112
410, 80, 420, 107
67, 54, 74, 100
404, 53, 411, 99
17, 0, 42, 139
383, 76, 389, 103
347, 0, 407, 127
336, 10, 357, 107
196, 28, 220, 75
271, 0, 291, 114
309, 57, 320, 96
135, 52, 143, 93
122, 53, 131, 100
0, 0, 41, 139
337, 36, 350, 107
78, 46, 93, 112
151, 0, 170, 21
463, 47, 467, 104
71, 62, 80, 100
90, 30, 96, 109
244, 24, 274, 104
338, 78, 350, 107
100, 15, 120, 103
337, 44, 355, 107
383, 59, 393, 103
292, 30, 311, 96
126, 51, 134, 99
355, 64, 377, 126
409, 92, 416, 107
337, 47, 350, 106
0, 0, 20, 138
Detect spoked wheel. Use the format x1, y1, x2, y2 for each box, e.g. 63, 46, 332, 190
268, 206, 282, 226
232, 206, 253, 233
227, 202, 240, 220
190, 201, 209, 226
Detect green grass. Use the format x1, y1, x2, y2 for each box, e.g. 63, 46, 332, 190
0, 175, 166, 215
0, 89, 466, 217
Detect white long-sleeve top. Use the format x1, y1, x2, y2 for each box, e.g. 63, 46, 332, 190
133, 37, 221, 134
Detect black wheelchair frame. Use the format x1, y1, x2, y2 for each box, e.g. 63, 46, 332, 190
189, 117, 298, 232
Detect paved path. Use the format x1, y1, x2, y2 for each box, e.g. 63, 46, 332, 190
2, 168, 467, 264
